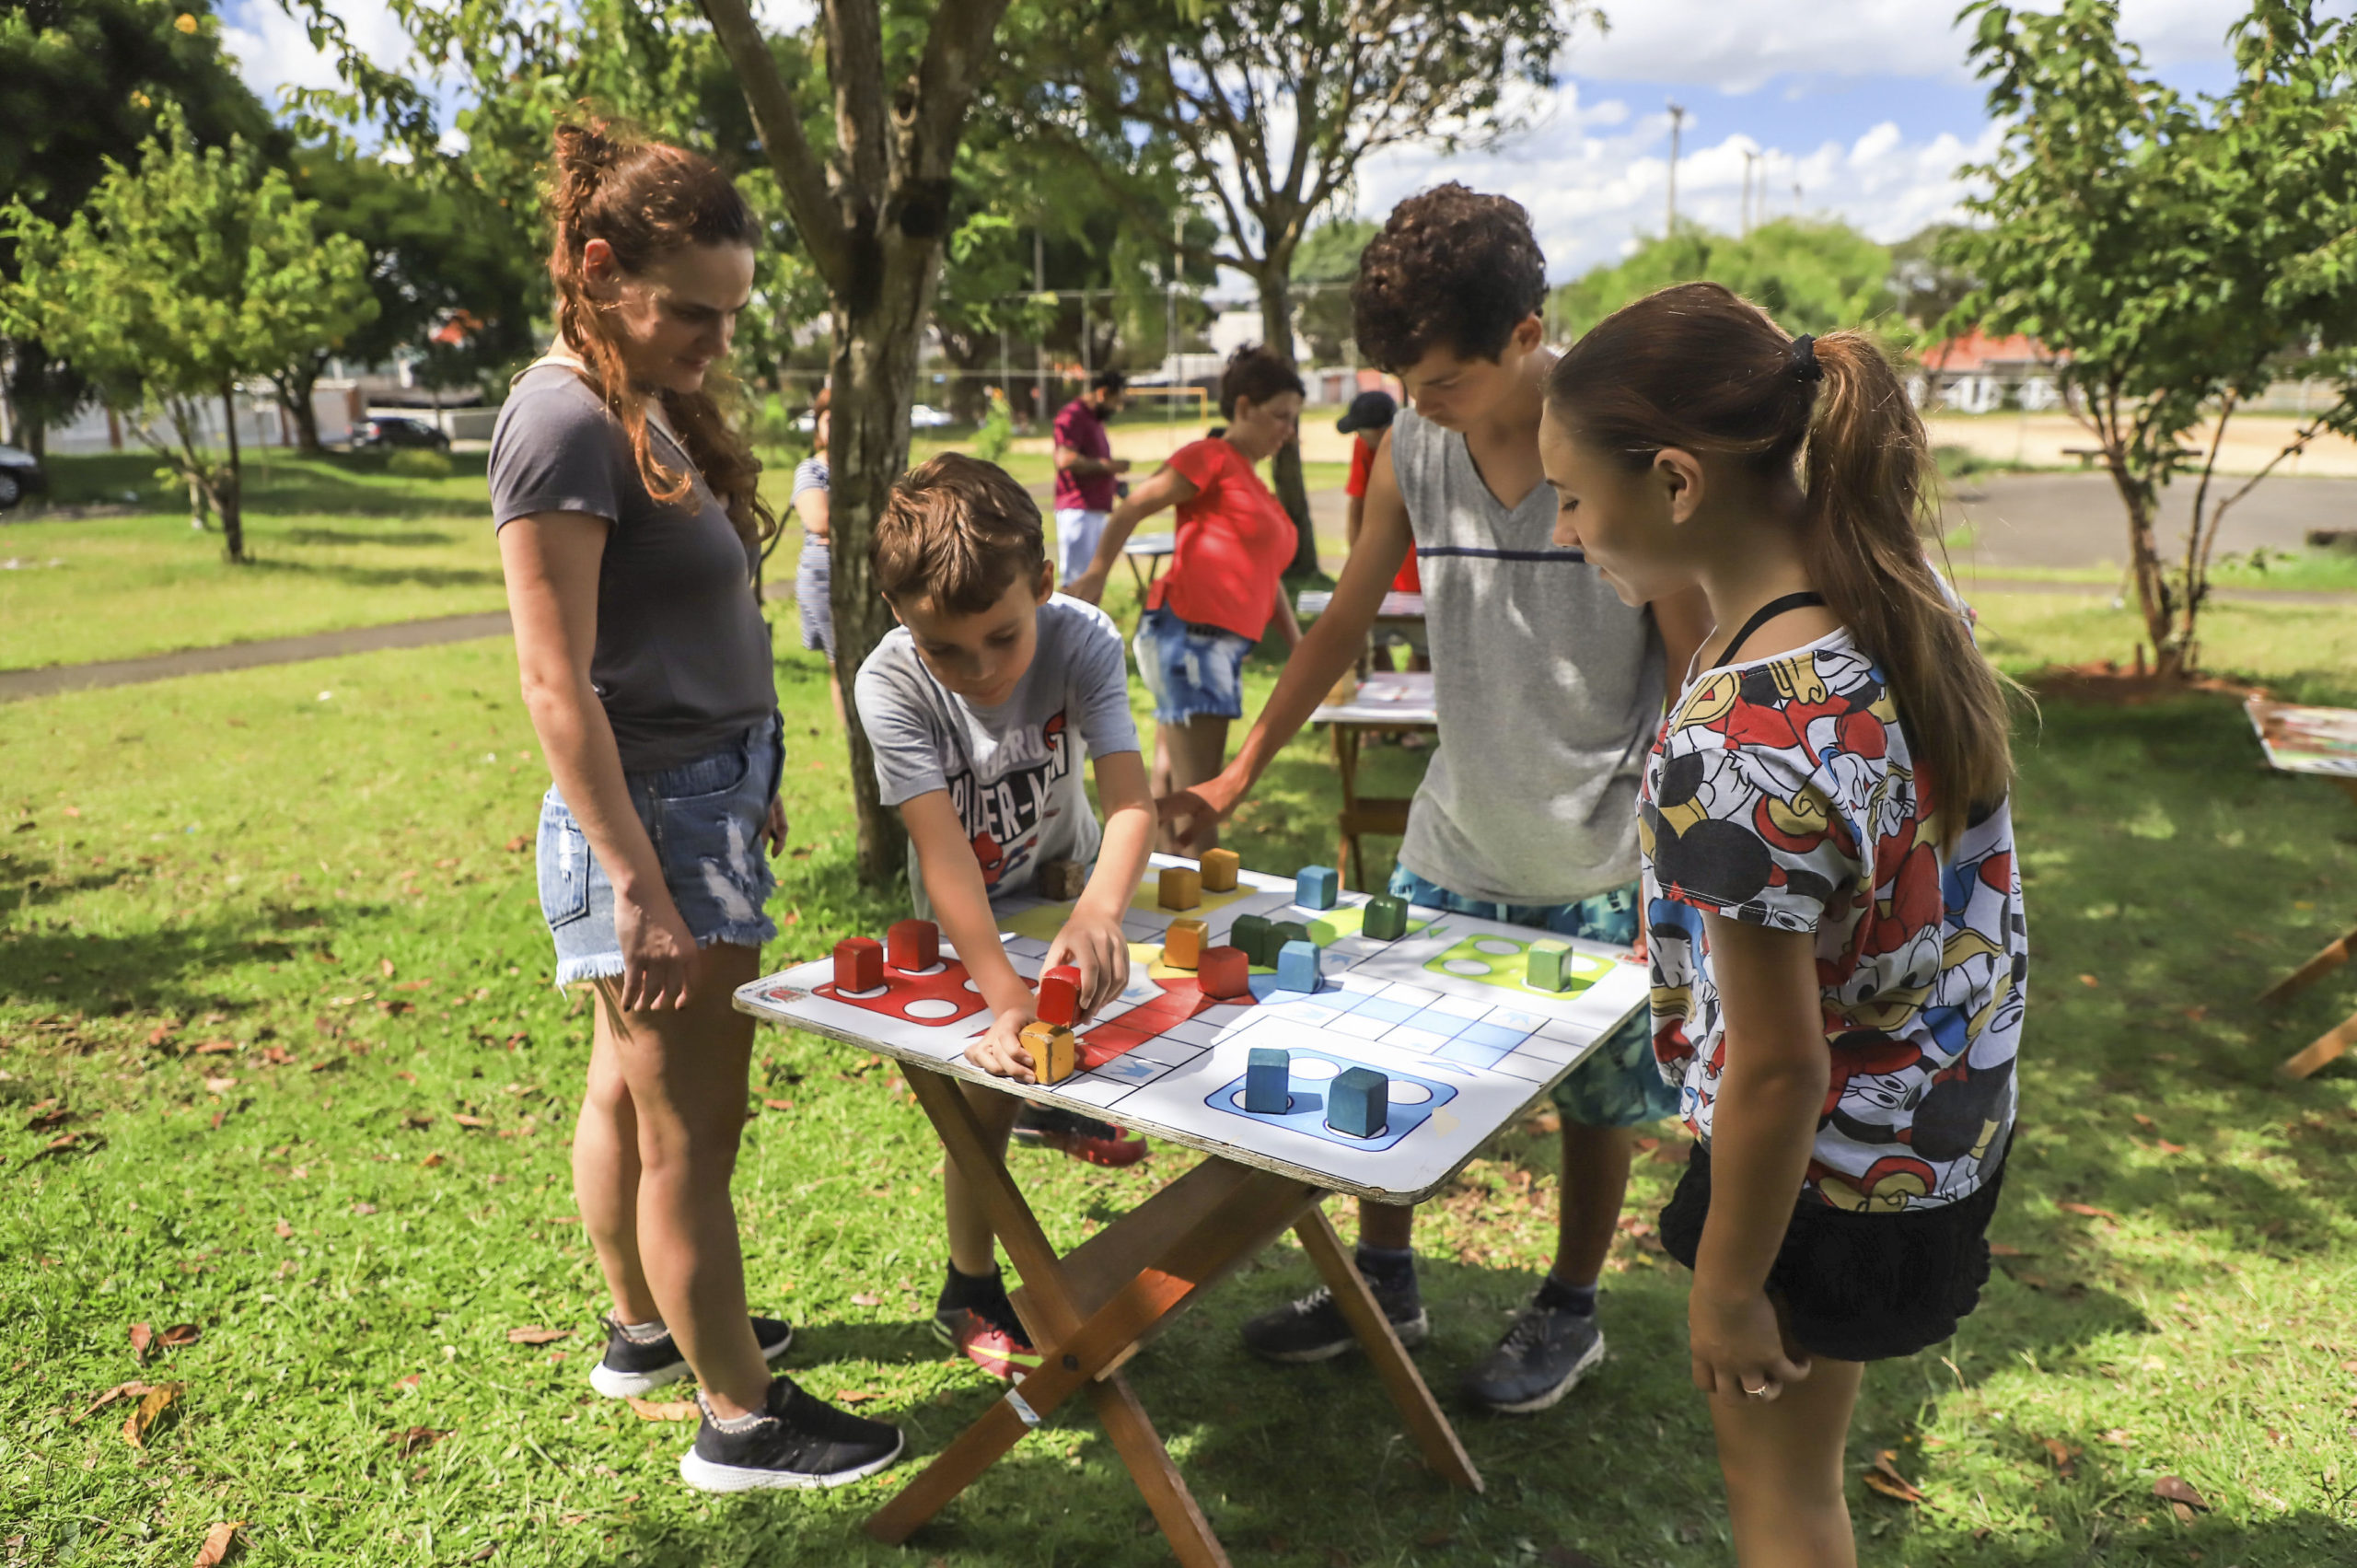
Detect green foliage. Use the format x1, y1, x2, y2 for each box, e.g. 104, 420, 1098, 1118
1551, 218, 1895, 343
1292, 216, 1379, 364
971, 388, 1015, 464
385, 448, 455, 481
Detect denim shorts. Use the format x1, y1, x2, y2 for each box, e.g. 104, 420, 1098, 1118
795, 541, 833, 659
1132, 605, 1253, 725
537, 714, 783, 987
1387, 865, 1678, 1130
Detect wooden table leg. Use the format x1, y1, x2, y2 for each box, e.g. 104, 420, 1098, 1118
2257, 921, 2357, 1005
1331, 722, 1364, 892
1295, 1205, 1483, 1493
2281, 1008, 2357, 1079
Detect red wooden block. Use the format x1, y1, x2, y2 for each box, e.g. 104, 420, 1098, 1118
887, 918, 939, 972
832, 936, 884, 993
1037, 964, 1081, 1027
1198, 945, 1250, 1000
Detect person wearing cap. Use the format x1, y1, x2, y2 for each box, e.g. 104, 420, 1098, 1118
1051, 370, 1132, 587
1339, 388, 1426, 675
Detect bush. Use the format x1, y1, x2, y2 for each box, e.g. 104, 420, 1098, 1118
972, 390, 1013, 464
387, 448, 454, 480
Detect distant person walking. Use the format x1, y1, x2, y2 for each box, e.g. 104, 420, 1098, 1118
1051, 369, 1131, 584
790, 387, 844, 727
487, 121, 900, 1493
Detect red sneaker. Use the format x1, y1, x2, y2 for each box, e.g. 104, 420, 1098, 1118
1011, 1105, 1149, 1167
932, 1304, 1042, 1383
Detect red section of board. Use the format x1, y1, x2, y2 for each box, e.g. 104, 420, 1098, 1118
1074, 974, 1255, 1068
887, 918, 939, 972
1037, 964, 1080, 1027
816, 958, 989, 1029
833, 936, 884, 993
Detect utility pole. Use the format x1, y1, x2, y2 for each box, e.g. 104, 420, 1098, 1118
1742, 149, 1760, 237
1665, 101, 1686, 235
1033, 227, 1048, 426
1167, 207, 1181, 430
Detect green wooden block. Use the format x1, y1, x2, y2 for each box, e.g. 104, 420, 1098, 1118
1230, 913, 1274, 967
1526, 939, 1574, 993
1362, 894, 1409, 942
1269, 921, 1313, 960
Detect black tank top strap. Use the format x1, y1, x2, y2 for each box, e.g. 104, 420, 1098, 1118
1714, 591, 1829, 670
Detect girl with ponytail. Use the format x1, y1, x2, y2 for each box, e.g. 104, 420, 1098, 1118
1539, 283, 2026, 1567
488, 121, 901, 1492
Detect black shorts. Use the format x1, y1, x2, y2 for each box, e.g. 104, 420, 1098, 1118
1658, 1141, 2007, 1363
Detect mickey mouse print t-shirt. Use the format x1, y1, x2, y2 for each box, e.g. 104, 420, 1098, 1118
856, 595, 1142, 921
1639, 626, 2026, 1214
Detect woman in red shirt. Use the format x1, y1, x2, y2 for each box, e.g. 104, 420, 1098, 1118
1067, 345, 1305, 853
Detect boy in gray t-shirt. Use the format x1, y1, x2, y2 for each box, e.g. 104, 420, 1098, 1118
853, 455, 1153, 1383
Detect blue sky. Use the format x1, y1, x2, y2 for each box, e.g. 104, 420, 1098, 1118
220, 0, 2252, 281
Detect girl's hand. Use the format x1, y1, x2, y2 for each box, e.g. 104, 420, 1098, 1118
615, 888, 698, 1012
1063, 567, 1109, 605
762, 795, 789, 856
1688, 1283, 1812, 1403
1043, 907, 1132, 1019
964, 1005, 1039, 1082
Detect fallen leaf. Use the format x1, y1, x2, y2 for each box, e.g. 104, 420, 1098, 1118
396, 1374, 422, 1389
2154, 1475, 2209, 1511
2156, 1140, 2187, 1155
1989, 1242, 2026, 1258
463, 1546, 496, 1562
763, 1098, 795, 1111
505, 835, 530, 853
191, 1040, 238, 1056
2102, 1428, 2134, 1446
390, 1424, 448, 1457
129, 1322, 154, 1362
2059, 1202, 2120, 1223
161, 1323, 200, 1349
505, 1326, 568, 1345
256, 1046, 294, 1067
25, 1106, 75, 1131
623, 1396, 698, 1422
77, 1381, 152, 1421
2040, 1436, 2081, 1479
1631, 1135, 1660, 1153
2076, 972, 2099, 987
273, 1219, 293, 1240
1862, 1469, 1923, 1504
203, 1076, 235, 1095
557, 1513, 590, 1527
379, 958, 397, 979
420, 1153, 444, 1168
451, 1113, 489, 1129
192, 1520, 245, 1567
122, 1381, 182, 1446
849, 1292, 882, 1307
834, 1388, 879, 1404
2184, 1005, 2208, 1022
147, 1025, 177, 1046
2131, 1112, 2155, 1129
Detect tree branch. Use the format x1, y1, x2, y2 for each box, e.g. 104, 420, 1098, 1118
824, 0, 889, 203
697, 0, 852, 289
906, 0, 1014, 181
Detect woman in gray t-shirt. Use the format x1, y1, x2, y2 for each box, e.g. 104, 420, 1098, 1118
487, 122, 900, 1491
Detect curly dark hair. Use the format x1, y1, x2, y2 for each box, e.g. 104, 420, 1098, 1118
1352, 183, 1549, 371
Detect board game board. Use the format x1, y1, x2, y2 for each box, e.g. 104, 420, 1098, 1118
735, 855, 1652, 1202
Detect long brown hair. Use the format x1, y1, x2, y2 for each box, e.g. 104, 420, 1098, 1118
545, 120, 774, 552
1548, 282, 2014, 836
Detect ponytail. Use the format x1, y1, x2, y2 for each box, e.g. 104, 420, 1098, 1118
544, 119, 774, 556
1546, 283, 2014, 844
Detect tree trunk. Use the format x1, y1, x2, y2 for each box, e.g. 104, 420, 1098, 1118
2107, 461, 2179, 678
1256, 267, 1318, 577
274, 362, 326, 456
218, 383, 247, 563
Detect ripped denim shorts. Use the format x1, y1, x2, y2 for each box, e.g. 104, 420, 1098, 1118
1132, 605, 1254, 726
535, 714, 783, 987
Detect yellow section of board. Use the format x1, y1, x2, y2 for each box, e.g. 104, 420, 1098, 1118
1000, 870, 1256, 942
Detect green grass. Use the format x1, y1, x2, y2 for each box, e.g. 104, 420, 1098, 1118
1945, 555, 2357, 595
6, 553, 2357, 1562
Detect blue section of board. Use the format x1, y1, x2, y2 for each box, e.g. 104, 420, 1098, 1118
1327, 1067, 1388, 1138
1203, 1051, 1456, 1154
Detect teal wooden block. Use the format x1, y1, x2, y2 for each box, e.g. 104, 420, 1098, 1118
1230, 913, 1273, 967
1527, 939, 1574, 992
1245, 1047, 1290, 1113
1327, 1067, 1388, 1138
1275, 939, 1320, 993
1362, 894, 1409, 941
1295, 865, 1338, 910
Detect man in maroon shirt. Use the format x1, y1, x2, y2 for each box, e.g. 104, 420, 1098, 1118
1051, 370, 1131, 584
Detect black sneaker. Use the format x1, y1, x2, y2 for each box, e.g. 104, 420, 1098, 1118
678, 1376, 904, 1492
1237, 1271, 1428, 1364
1459, 1297, 1605, 1413
590, 1315, 795, 1399
1011, 1104, 1148, 1167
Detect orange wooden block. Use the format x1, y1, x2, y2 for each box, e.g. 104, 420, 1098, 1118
1162, 917, 1208, 970
1158, 865, 1202, 911
1021, 1020, 1077, 1085
1199, 847, 1239, 892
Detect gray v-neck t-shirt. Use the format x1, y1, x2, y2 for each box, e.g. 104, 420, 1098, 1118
1389, 406, 1664, 905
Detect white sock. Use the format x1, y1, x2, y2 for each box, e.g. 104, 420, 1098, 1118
616, 1318, 668, 1345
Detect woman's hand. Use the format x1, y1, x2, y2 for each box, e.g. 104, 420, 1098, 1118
1688, 1281, 1811, 1403
964, 1005, 1039, 1082
1155, 764, 1246, 849
1063, 566, 1109, 605
615, 886, 699, 1012
762, 795, 788, 856
1044, 906, 1132, 1019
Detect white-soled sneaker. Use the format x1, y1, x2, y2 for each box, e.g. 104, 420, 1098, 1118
588, 1314, 795, 1399
678, 1377, 904, 1492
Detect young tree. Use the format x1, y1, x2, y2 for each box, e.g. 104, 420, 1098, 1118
0, 112, 375, 560
1020, 0, 1581, 575
1550, 218, 1894, 343
1293, 216, 1378, 366
1945, 0, 2357, 678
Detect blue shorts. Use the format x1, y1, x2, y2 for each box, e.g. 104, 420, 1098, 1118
1132, 605, 1253, 726
537, 714, 783, 987
795, 541, 833, 659
1387, 865, 1678, 1130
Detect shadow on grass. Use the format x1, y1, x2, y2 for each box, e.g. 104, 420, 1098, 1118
276, 526, 461, 549
233, 555, 505, 593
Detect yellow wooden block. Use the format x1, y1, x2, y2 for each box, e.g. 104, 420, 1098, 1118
1199, 847, 1239, 892
1162, 917, 1208, 970
1021, 1020, 1076, 1085
1157, 865, 1202, 911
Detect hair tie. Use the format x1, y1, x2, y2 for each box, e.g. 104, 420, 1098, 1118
1788, 334, 1823, 384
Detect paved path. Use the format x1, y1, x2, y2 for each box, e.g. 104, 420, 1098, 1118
0, 610, 514, 703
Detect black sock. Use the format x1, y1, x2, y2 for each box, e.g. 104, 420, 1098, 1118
1536, 1273, 1597, 1316
937, 1260, 1008, 1313
1354, 1243, 1417, 1293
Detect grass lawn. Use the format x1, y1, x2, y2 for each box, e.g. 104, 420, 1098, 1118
5, 564, 2357, 1565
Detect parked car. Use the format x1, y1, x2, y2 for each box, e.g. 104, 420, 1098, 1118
0, 445, 45, 511
352, 415, 451, 451
909, 402, 955, 429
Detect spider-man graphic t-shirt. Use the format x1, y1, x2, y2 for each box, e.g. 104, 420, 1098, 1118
855, 595, 1141, 921
1639, 626, 2026, 1214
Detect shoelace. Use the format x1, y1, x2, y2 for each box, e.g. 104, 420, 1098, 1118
970, 1288, 1032, 1346
1289, 1285, 1336, 1318
1495, 1304, 1557, 1357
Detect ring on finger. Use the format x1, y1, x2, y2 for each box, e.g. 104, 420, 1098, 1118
1743, 1382, 1772, 1399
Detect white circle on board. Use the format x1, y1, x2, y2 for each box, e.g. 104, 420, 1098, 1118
1474, 938, 1520, 956
1442, 959, 1488, 976
1229, 1089, 1295, 1113
905, 998, 959, 1019
1289, 1057, 1341, 1081
1387, 1079, 1434, 1105
898, 962, 946, 978
839, 986, 888, 1001
962, 979, 982, 993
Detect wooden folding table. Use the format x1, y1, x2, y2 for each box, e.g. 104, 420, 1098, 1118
1308, 669, 1436, 892
2246, 696, 2357, 1077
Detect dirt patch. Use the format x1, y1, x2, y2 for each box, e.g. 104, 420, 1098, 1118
3, 502, 144, 524
2024, 661, 2262, 706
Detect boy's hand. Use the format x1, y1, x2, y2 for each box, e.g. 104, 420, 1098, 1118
1062, 566, 1109, 606
1044, 906, 1132, 1018
1688, 1281, 1811, 1404
964, 1005, 1039, 1082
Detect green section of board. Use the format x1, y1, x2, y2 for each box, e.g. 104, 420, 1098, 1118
1306, 903, 1431, 945
1422, 932, 1615, 997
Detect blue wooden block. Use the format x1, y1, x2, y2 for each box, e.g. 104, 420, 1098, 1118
1295, 865, 1339, 910
1275, 938, 1321, 993
1327, 1067, 1388, 1139
1244, 1047, 1290, 1113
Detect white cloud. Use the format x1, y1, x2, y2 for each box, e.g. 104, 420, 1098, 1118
1354, 87, 2004, 278
218, 0, 417, 110
1566, 0, 2246, 91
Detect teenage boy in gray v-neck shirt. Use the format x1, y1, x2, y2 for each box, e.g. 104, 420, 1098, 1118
1159, 186, 1713, 1415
